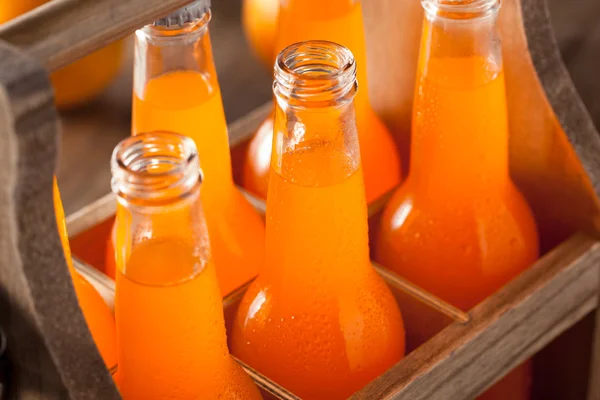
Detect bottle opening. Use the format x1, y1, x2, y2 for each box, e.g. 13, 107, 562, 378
274, 40, 357, 107
111, 132, 201, 206
422, 0, 500, 20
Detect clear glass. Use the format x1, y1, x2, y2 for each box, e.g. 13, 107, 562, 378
111, 131, 262, 399
133, 11, 216, 101
375, 2, 538, 399
231, 41, 405, 399
111, 132, 209, 282
122, 9, 266, 297
271, 40, 360, 184
412, 0, 506, 184
242, 0, 402, 203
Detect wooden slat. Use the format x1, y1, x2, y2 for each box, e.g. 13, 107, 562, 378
67, 193, 116, 237
546, 0, 600, 56
561, 21, 600, 129
352, 234, 600, 399
228, 101, 272, 148
0, 42, 120, 398
67, 186, 600, 400
0, 0, 194, 71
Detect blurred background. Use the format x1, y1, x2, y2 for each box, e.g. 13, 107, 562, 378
42, 0, 600, 214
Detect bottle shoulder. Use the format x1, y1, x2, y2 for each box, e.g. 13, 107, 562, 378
378, 179, 540, 251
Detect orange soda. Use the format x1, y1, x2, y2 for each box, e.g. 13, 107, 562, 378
112, 132, 262, 399
242, 0, 401, 203
232, 41, 405, 399
374, 1, 539, 398
106, 3, 265, 296
53, 178, 117, 369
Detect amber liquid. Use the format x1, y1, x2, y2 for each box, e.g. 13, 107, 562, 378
243, 0, 401, 203
115, 238, 262, 399
375, 57, 539, 399
53, 179, 117, 368
107, 70, 265, 296
233, 134, 405, 398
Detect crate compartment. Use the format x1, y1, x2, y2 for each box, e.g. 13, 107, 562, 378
70, 243, 461, 399
1, 0, 600, 398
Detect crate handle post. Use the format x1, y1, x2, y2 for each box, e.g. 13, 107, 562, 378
0, 0, 197, 398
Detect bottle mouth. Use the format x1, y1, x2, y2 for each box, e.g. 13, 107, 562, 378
274, 40, 357, 107
422, 0, 500, 20
111, 132, 201, 206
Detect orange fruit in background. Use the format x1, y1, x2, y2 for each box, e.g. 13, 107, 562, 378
0, 0, 124, 110
50, 40, 124, 110
242, 0, 279, 70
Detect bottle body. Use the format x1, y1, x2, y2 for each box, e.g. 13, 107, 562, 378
106, 9, 265, 296
232, 41, 405, 399
112, 132, 261, 399
374, 1, 539, 398
53, 178, 117, 369
242, 0, 401, 203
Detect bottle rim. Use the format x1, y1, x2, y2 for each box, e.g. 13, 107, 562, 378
111, 131, 202, 207
274, 40, 358, 108
422, 0, 501, 20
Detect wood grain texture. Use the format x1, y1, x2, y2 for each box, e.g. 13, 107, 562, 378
502, 0, 600, 252
361, 0, 600, 254
67, 188, 600, 400
547, 0, 600, 64
0, 0, 194, 71
562, 21, 600, 129
351, 234, 600, 400
44, 0, 600, 398
44, 0, 600, 215
55, 0, 273, 215
0, 42, 119, 399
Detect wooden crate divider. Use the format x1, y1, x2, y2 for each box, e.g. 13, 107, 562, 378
1, 0, 600, 398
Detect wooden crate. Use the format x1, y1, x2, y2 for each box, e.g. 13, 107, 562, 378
1, 0, 600, 399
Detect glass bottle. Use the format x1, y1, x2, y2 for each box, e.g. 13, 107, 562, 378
53, 178, 117, 369
111, 132, 262, 399
106, 0, 265, 296
231, 41, 405, 399
242, 0, 402, 204
374, 1, 539, 399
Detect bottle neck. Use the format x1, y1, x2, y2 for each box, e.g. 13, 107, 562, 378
111, 133, 211, 284
275, 0, 370, 108
267, 41, 370, 281
410, 0, 508, 189
271, 41, 361, 186
280, 0, 359, 19
132, 12, 235, 198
